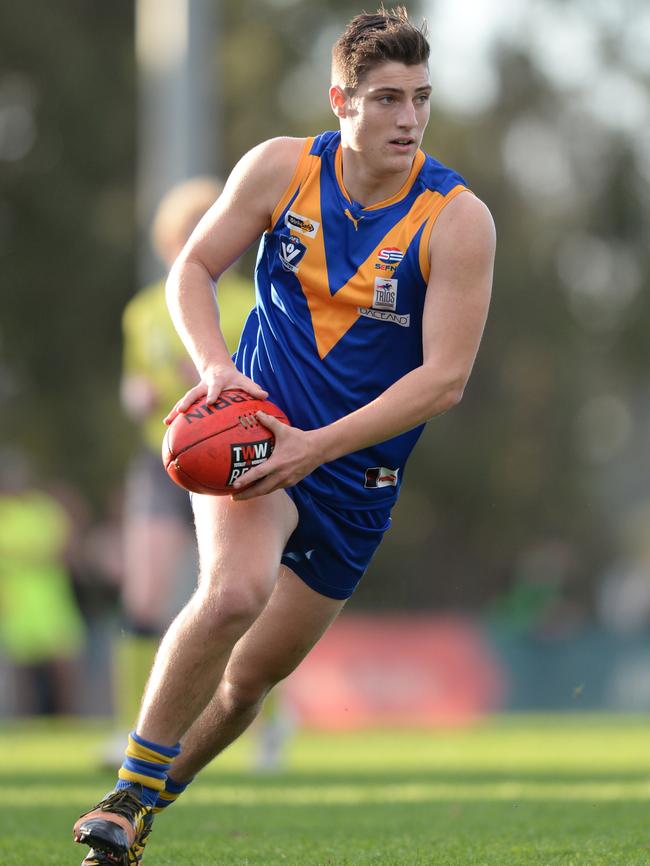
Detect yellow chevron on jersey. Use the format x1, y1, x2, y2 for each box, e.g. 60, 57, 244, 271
235, 130, 470, 505
270, 135, 466, 359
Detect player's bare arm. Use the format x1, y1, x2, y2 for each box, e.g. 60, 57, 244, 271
233, 191, 495, 500
164, 137, 306, 422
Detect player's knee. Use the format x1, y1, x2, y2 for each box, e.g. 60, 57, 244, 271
194, 580, 269, 637
222, 656, 290, 708
220, 674, 271, 714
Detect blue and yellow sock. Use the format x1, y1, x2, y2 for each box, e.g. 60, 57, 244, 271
153, 775, 194, 813
116, 731, 181, 808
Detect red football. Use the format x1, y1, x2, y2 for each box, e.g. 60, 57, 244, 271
162, 389, 290, 495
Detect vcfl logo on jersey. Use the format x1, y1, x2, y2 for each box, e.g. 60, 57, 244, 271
373, 277, 398, 311
227, 439, 274, 485
278, 235, 307, 273
364, 466, 399, 488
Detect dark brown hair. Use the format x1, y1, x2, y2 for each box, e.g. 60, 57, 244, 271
331, 6, 429, 90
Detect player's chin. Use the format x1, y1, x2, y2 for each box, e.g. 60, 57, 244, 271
382, 145, 417, 169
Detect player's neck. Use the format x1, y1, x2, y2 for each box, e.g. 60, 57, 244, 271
339, 147, 413, 208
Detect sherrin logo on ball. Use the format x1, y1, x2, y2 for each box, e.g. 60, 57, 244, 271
162, 389, 290, 495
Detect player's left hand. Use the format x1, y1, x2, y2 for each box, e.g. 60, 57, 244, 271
230, 411, 320, 500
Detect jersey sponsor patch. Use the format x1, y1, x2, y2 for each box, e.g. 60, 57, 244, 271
285, 210, 320, 238
374, 247, 404, 273
364, 466, 399, 488
378, 247, 404, 264
358, 307, 411, 327
373, 277, 398, 311
228, 439, 274, 485
278, 234, 307, 273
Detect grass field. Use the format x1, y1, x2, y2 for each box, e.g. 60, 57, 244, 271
1, 715, 650, 865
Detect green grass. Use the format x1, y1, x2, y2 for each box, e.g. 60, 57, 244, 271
1, 716, 650, 865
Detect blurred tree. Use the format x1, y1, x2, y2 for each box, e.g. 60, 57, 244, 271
357, 3, 650, 612
1, 0, 648, 617
0, 1, 135, 506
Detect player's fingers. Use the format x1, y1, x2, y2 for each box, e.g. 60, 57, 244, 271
255, 410, 282, 432
204, 384, 224, 404
231, 475, 277, 500
177, 384, 209, 412
164, 384, 208, 424
231, 464, 268, 491
241, 378, 268, 400
163, 407, 180, 425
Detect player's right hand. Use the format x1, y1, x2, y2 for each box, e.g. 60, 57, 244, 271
163, 365, 268, 425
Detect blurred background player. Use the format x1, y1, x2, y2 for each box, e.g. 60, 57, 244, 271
0, 455, 86, 716
107, 177, 295, 768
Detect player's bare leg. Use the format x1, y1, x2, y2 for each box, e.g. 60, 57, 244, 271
135, 489, 298, 743
166, 564, 344, 781
73, 489, 297, 863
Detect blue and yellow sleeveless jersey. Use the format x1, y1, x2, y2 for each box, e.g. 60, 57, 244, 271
234, 130, 468, 507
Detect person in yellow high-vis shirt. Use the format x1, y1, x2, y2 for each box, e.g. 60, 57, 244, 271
0, 476, 85, 714
110, 178, 255, 759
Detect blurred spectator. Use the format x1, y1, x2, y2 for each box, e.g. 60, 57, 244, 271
106, 177, 268, 763
0, 455, 86, 715
597, 501, 650, 634
486, 538, 583, 639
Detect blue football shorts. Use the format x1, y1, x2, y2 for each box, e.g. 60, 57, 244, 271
281, 482, 392, 600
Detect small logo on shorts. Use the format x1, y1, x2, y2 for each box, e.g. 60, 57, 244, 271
364, 466, 399, 488
285, 211, 320, 238
228, 439, 274, 485
278, 235, 307, 273
284, 548, 316, 563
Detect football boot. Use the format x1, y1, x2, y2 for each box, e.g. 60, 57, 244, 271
73, 786, 152, 866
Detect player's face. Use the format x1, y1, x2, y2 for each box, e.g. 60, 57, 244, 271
337, 62, 432, 175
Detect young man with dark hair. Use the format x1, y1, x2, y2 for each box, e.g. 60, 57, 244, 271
73, 8, 495, 864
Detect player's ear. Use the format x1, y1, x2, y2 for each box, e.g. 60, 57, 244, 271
329, 84, 348, 118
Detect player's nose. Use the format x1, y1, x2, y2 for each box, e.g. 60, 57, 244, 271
396, 101, 418, 129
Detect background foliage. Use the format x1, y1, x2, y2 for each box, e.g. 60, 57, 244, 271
1, 0, 649, 615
